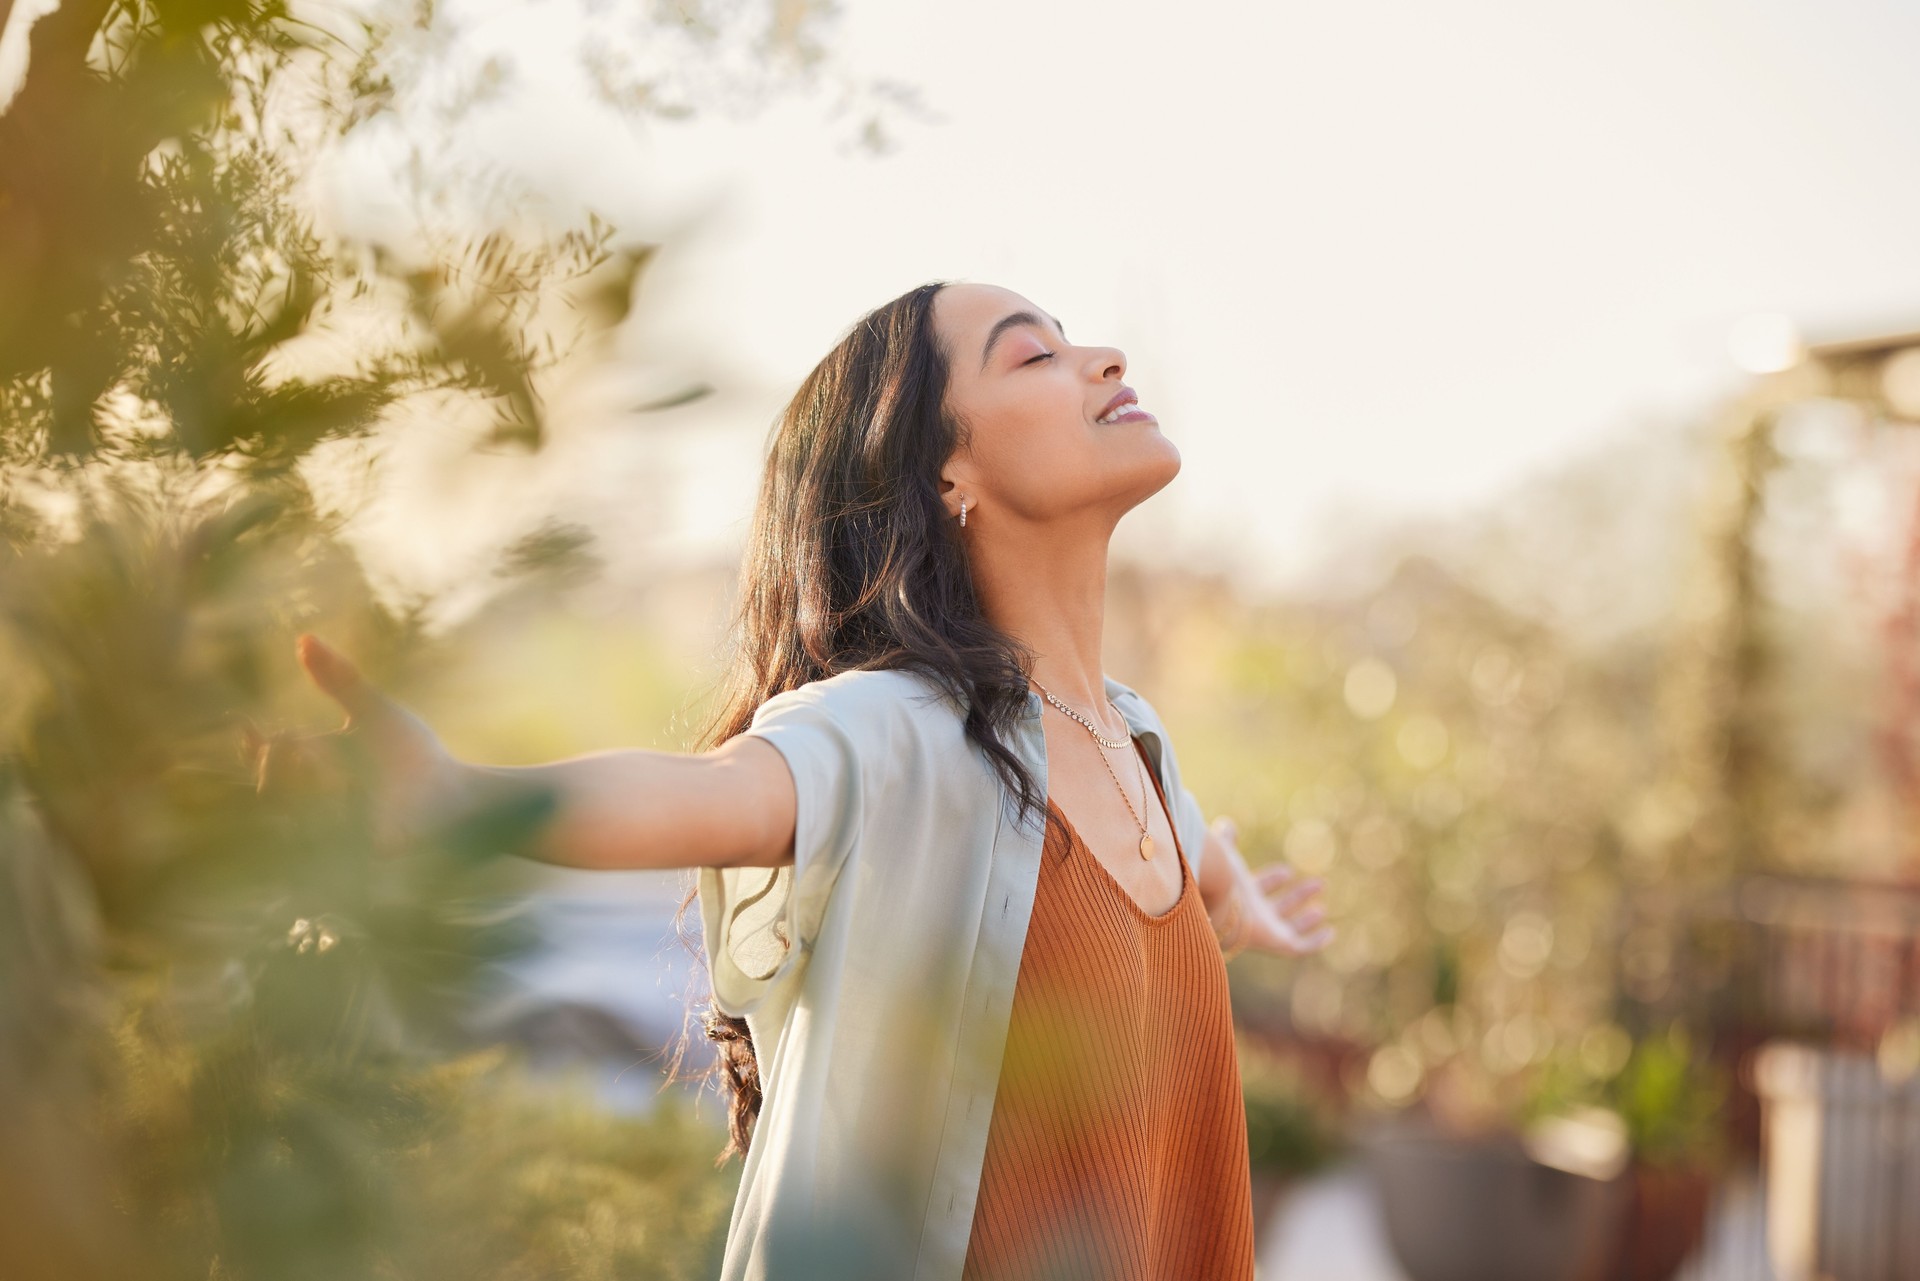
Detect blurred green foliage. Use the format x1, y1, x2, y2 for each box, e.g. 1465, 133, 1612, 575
1605, 1027, 1728, 1172
1239, 1040, 1342, 1180
1185, 553, 1678, 1125
1138, 396, 1851, 1156
1521, 1024, 1728, 1172
0, 0, 1874, 1260
0, 0, 844, 1275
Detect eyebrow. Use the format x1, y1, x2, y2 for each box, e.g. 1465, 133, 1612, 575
980, 310, 1068, 370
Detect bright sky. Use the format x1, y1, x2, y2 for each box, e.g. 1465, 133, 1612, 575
9, 0, 1920, 601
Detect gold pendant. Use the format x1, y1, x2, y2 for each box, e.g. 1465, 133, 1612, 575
1139, 833, 1155, 860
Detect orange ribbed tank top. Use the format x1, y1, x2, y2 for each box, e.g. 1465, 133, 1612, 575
962, 738, 1256, 1281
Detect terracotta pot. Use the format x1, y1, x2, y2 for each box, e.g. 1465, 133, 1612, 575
1584, 1162, 1713, 1281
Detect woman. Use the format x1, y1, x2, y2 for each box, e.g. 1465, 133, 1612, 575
289, 280, 1333, 1281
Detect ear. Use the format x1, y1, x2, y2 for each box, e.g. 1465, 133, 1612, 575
937, 457, 974, 522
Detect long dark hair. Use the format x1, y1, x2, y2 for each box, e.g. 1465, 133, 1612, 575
662, 280, 1066, 1164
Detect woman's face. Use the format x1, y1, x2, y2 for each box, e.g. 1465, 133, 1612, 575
932, 282, 1180, 531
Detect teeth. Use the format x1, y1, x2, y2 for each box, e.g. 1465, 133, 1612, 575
1098, 399, 1139, 424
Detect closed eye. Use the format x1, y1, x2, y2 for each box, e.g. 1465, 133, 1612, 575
1024, 351, 1055, 365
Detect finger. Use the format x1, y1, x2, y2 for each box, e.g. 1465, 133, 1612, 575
1289, 924, 1336, 954
1283, 905, 1329, 934
296, 633, 386, 727
1211, 816, 1239, 841
1254, 862, 1298, 888
1247, 915, 1334, 958
1269, 878, 1324, 913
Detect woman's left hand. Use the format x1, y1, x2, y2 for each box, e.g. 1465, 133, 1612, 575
1209, 817, 1334, 958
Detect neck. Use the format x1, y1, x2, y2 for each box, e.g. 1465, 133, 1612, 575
965, 514, 1113, 718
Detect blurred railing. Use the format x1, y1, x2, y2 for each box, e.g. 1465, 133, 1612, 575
1728, 874, 1920, 1049
1676, 874, 1920, 1281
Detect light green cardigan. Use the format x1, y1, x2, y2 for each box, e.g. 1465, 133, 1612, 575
697, 666, 1212, 1281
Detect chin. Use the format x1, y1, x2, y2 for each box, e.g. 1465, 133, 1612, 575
1149, 436, 1181, 482
1132, 450, 1181, 501
1098, 435, 1181, 504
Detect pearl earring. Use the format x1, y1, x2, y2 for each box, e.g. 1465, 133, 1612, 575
959, 497, 968, 528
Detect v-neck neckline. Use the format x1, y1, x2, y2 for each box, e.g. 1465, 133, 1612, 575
1044, 738, 1191, 923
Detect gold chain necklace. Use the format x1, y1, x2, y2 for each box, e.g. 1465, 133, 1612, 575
1033, 679, 1157, 860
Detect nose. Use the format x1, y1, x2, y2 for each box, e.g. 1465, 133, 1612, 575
1084, 344, 1126, 380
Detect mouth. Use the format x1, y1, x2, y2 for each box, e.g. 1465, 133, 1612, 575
1095, 388, 1156, 426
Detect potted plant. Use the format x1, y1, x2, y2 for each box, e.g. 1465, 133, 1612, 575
1521, 1024, 1727, 1281
1588, 1027, 1726, 1281
1365, 1103, 1629, 1281
1361, 1024, 1653, 1281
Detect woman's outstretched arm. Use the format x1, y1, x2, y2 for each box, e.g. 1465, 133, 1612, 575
453, 735, 797, 872
282, 632, 797, 873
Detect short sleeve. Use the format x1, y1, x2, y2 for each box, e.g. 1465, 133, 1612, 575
696, 682, 869, 1018
1163, 762, 1210, 872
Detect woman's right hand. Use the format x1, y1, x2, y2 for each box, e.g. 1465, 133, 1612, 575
242, 633, 468, 860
